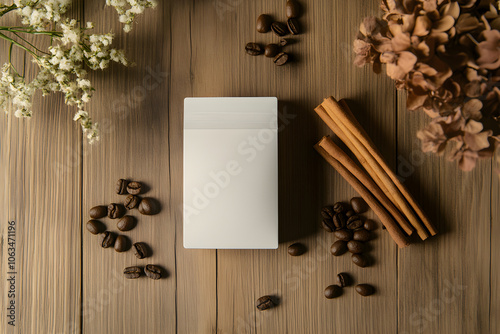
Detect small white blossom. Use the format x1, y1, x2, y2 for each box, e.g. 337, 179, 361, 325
107, 0, 157, 32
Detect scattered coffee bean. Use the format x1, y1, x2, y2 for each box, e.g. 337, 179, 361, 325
138, 198, 158, 215
346, 215, 363, 230
324, 285, 342, 299
345, 210, 356, 218
98, 231, 116, 248
133, 242, 149, 259
286, 0, 302, 18
330, 240, 348, 256
108, 203, 125, 219
364, 219, 378, 231
288, 243, 305, 256
353, 229, 372, 242
264, 43, 280, 58
124, 195, 141, 210
351, 197, 368, 214
333, 202, 347, 214
352, 253, 369, 267
321, 206, 334, 218
287, 18, 300, 35
245, 42, 263, 56
89, 205, 107, 219
334, 229, 353, 242
347, 240, 365, 254
117, 215, 136, 232
337, 273, 352, 287
114, 235, 129, 252
144, 264, 162, 280
333, 213, 347, 230
321, 218, 335, 233
127, 181, 142, 195
256, 296, 275, 310
355, 284, 375, 296
271, 22, 288, 36
86, 220, 105, 235
273, 52, 289, 66
279, 38, 288, 47
256, 14, 273, 33
124, 266, 142, 279
116, 179, 129, 195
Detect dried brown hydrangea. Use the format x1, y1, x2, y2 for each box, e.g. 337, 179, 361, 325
354, 0, 500, 171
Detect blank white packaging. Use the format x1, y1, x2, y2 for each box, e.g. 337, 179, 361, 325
183, 97, 278, 249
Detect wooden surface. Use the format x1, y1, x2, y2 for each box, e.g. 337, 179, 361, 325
0, 0, 498, 333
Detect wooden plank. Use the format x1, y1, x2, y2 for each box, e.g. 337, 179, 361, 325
491, 166, 499, 334
396, 94, 491, 333
181, 0, 399, 332
170, 1, 218, 333
0, 5, 82, 333
81, 2, 175, 333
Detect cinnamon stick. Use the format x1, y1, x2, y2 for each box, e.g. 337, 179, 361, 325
321, 99, 430, 240
314, 143, 410, 248
323, 97, 437, 237
318, 136, 414, 235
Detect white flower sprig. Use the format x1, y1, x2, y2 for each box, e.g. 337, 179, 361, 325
106, 0, 157, 32
0, 0, 155, 143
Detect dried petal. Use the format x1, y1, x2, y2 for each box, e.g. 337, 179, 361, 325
417, 121, 448, 154
464, 129, 492, 151
414, 16, 432, 36
441, 1, 460, 20
462, 99, 483, 120
477, 29, 500, 70
455, 13, 481, 35
433, 15, 455, 32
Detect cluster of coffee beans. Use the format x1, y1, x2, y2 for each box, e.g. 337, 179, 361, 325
245, 0, 303, 66
86, 179, 164, 280
324, 272, 375, 299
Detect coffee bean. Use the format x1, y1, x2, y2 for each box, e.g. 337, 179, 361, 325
347, 240, 365, 254
108, 203, 125, 219
98, 231, 116, 248
351, 197, 368, 214
256, 296, 275, 310
286, 0, 302, 18
364, 219, 378, 231
352, 253, 369, 267
86, 220, 105, 235
245, 42, 263, 56
116, 179, 129, 195
345, 210, 356, 218
287, 18, 300, 35
264, 44, 280, 58
321, 218, 335, 233
279, 38, 288, 47
256, 14, 273, 33
117, 215, 136, 232
324, 285, 342, 299
347, 215, 363, 230
114, 235, 129, 252
89, 205, 107, 219
337, 273, 352, 287
288, 243, 305, 256
133, 242, 149, 259
273, 52, 289, 66
271, 22, 288, 36
330, 240, 348, 256
355, 284, 375, 296
333, 213, 347, 230
124, 266, 142, 279
127, 181, 142, 195
138, 198, 158, 215
124, 195, 141, 210
334, 229, 353, 242
144, 264, 162, 280
353, 229, 372, 242
333, 202, 347, 214
321, 206, 334, 218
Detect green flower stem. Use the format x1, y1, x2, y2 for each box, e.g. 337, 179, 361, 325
8, 42, 22, 77
0, 31, 40, 59
11, 31, 50, 55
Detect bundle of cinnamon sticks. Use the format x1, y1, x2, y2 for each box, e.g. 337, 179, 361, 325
314, 97, 437, 248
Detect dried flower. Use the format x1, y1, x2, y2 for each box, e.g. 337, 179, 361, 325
355, 0, 500, 171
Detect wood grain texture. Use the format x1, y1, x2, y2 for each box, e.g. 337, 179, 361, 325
0, 0, 497, 333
